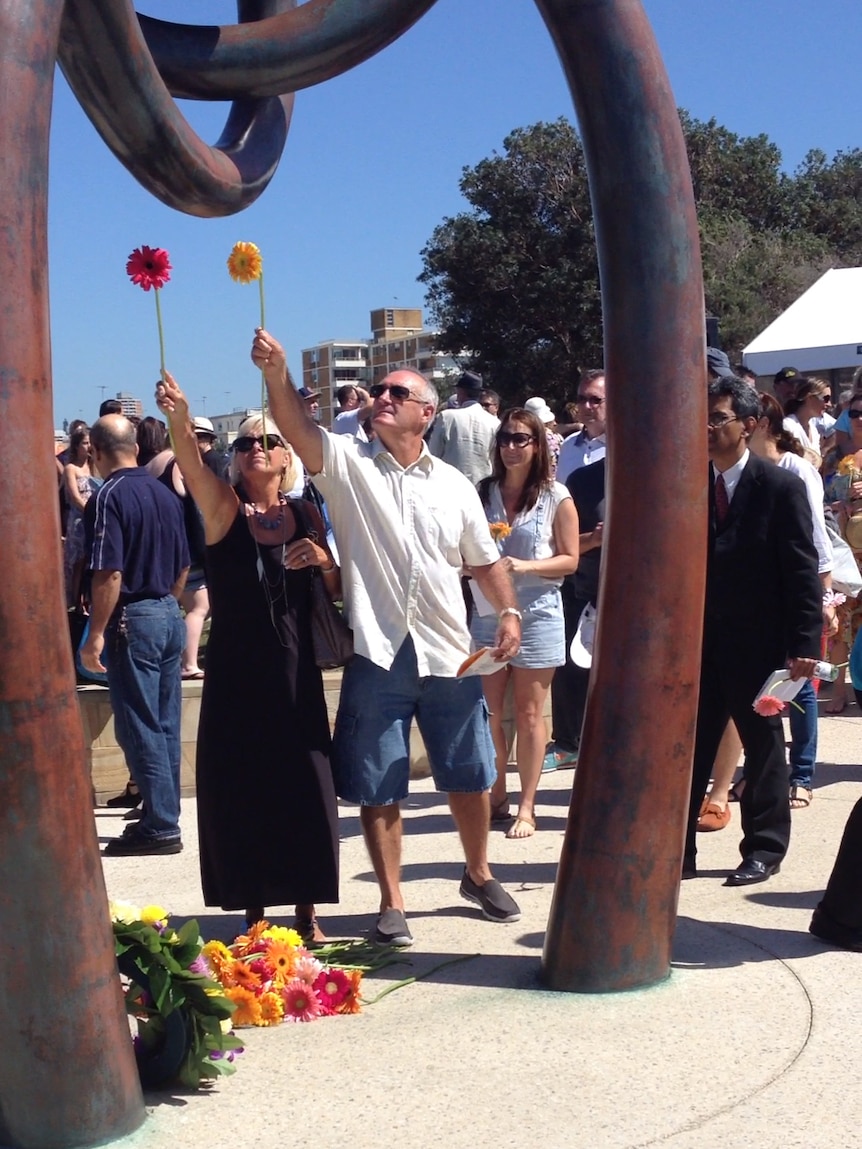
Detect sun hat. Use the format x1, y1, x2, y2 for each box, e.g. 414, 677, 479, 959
524, 397, 556, 424
192, 416, 215, 437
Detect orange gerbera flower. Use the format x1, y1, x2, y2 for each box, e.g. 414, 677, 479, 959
224, 986, 262, 1027
266, 939, 297, 984
202, 940, 235, 985
229, 959, 263, 993
336, 969, 363, 1015
232, 919, 271, 954
258, 991, 285, 1027
227, 241, 263, 284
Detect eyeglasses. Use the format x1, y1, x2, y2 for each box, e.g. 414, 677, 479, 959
707, 414, 741, 429
233, 434, 285, 453
497, 431, 536, 448
848, 410, 862, 420
369, 382, 425, 404
480, 401, 497, 411
577, 394, 605, 406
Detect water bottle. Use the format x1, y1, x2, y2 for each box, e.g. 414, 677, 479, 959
813, 661, 839, 682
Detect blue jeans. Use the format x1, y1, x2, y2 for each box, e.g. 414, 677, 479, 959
788, 678, 817, 789
106, 597, 185, 839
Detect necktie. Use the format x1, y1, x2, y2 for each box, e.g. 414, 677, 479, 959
715, 473, 729, 526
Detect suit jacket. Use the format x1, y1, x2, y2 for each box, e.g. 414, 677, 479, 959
704, 453, 822, 673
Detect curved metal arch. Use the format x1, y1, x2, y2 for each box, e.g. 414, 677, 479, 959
140, 0, 439, 100
57, 0, 437, 217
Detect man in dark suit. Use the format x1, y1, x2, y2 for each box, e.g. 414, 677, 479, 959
684, 377, 822, 885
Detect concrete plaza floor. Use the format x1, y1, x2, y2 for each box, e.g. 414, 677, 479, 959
99, 703, 862, 1149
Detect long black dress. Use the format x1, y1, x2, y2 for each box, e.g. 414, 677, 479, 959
196, 503, 339, 911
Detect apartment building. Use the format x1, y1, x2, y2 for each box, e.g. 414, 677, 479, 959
301, 307, 458, 424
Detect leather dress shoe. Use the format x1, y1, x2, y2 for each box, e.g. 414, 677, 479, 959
809, 904, 862, 952
724, 858, 780, 886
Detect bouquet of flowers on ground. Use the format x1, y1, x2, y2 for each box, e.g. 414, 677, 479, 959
203, 921, 364, 1025
111, 901, 243, 1089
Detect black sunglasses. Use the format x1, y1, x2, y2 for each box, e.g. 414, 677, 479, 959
497, 431, 536, 448
848, 410, 862, 420
577, 394, 605, 406
368, 382, 425, 404
233, 434, 285, 453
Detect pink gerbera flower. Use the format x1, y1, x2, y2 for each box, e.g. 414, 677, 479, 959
292, 954, 324, 985
125, 245, 171, 292
313, 967, 351, 1012
753, 694, 786, 716
281, 979, 322, 1023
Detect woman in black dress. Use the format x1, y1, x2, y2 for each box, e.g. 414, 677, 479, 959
157, 373, 339, 940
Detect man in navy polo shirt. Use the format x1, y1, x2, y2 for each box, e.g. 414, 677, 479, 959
81, 415, 190, 855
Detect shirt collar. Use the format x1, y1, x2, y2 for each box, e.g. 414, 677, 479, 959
370, 436, 434, 473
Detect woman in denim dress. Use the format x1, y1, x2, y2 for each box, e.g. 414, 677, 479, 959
470, 409, 580, 838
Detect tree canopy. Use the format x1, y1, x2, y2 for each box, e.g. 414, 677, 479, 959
419, 115, 862, 405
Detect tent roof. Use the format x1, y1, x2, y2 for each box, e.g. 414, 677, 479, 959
742, 267, 862, 376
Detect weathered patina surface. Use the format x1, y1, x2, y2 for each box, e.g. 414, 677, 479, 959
0, 2, 703, 1143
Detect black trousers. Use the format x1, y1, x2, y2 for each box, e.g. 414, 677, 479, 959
819, 797, 862, 930
550, 584, 592, 753
686, 653, 791, 869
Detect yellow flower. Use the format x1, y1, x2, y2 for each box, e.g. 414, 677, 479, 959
224, 986, 262, 1027
139, 904, 169, 928
258, 991, 285, 1027
227, 241, 263, 284
261, 925, 303, 948
109, 900, 141, 924
202, 940, 234, 982
488, 521, 512, 542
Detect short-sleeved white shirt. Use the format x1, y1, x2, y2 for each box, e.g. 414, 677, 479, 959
313, 431, 500, 676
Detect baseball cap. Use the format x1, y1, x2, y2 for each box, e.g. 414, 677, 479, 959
569, 603, 597, 668
773, 366, 800, 386
706, 347, 734, 379
297, 386, 321, 401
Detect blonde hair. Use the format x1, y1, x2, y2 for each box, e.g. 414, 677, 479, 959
229, 414, 298, 493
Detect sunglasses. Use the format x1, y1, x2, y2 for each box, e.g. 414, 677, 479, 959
577, 394, 605, 406
369, 382, 425, 404
497, 431, 536, 448
848, 410, 862, 420
233, 434, 285, 453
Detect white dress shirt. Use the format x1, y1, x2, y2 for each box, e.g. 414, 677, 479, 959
313, 431, 500, 676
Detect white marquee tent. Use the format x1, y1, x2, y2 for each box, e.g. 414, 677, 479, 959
742, 267, 862, 377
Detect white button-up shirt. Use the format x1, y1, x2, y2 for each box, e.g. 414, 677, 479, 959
313, 431, 500, 676
556, 429, 607, 483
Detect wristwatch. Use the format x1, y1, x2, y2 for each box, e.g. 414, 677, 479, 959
499, 607, 523, 622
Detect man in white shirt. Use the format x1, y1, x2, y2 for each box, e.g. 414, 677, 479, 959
252, 329, 523, 946
556, 371, 606, 483
427, 370, 499, 483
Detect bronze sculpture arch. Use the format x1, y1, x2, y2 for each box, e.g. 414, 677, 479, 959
0, 2, 705, 1145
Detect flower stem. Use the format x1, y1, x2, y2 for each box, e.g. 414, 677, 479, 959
362, 953, 479, 1004
154, 288, 175, 452
258, 270, 269, 464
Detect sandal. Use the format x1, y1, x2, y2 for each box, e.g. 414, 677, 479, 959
490, 795, 512, 823
505, 814, 536, 840
790, 785, 813, 809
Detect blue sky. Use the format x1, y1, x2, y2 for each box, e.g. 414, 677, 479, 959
48, 0, 862, 426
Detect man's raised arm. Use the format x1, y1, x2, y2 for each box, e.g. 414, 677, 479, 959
251, 328, 324, 474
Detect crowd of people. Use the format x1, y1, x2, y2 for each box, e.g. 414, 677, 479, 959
57, 344, 862, 954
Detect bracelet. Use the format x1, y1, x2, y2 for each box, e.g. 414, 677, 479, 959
319, 561, 336, 573
499, 607, 522, 622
